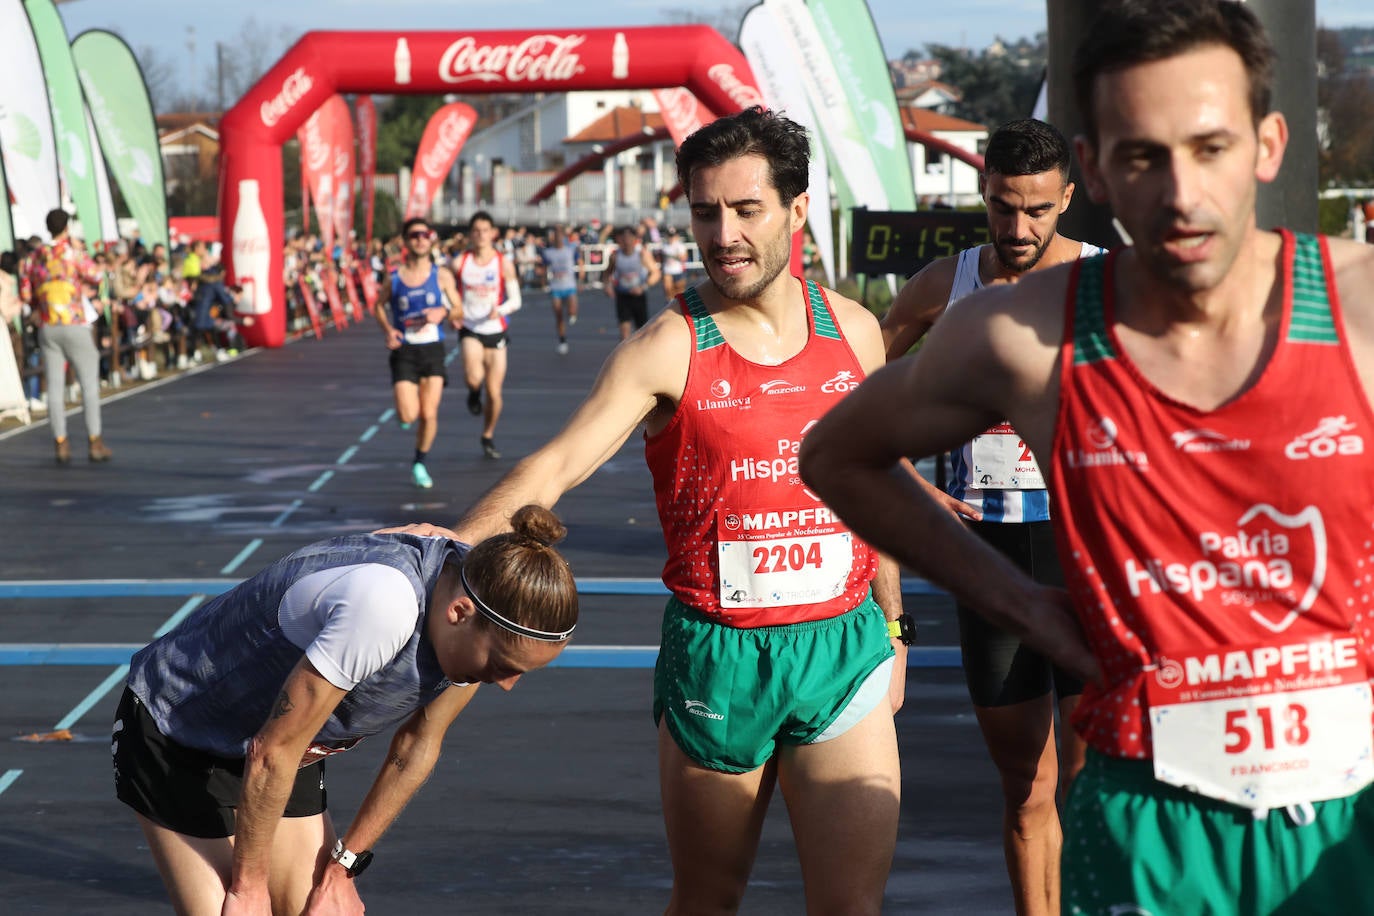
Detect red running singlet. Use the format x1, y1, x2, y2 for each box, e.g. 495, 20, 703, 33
1051, 231, 1374, 762
645, 281, 878, 627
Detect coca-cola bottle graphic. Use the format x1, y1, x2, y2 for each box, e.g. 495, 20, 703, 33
395, 38, 412, 85
612, 32, 629, 80
232, 179, 272, 316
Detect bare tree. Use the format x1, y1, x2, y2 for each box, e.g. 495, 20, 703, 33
661, 3, 754, 40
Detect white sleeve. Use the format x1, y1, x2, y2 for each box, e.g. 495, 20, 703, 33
498, 278, 522, 316
277, 564, 421, 690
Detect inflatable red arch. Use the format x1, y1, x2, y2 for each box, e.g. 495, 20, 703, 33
218, 26, 763, 349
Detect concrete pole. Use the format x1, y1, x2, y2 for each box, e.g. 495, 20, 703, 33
1046, 0, 1317, 249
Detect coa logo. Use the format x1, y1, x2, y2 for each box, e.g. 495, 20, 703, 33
820, 370, 860, 393
710, 379, 731, 399
723, 513, 741, 531
1284, 416, 1363, 460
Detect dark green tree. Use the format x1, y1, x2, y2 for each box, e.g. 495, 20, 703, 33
923, 38, 1047, 130
1318, 28, 1374, 187
375, 95, 447, 174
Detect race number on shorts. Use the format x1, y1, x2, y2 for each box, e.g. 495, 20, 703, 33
1145, 634, 1373, 809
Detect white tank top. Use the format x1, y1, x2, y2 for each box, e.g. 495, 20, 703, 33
944, 241, 1105, 523
456, 251, 507, 335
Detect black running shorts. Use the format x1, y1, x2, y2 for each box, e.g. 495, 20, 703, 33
956, 519, 1084, 707
389, 341, 448, 385
112, 687, 326, 839
614, 292, 649, 329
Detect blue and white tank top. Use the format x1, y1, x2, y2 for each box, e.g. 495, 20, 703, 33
388, 264, 447, 345
944, 241, 1105, 523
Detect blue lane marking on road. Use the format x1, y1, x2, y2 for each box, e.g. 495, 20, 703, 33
270, 499, 304, 528
0, 643, 961, 669
220, 539, 263, 576
337, 445, 359, 465
0, 770, 22, 797
0, 577, 946, 599
54, 665, 130, 730
379, 408, 395, 423
0, 580, 240, 598
309, 471, 335, 492
152, 596, 208, 638
359, 424, 380, 443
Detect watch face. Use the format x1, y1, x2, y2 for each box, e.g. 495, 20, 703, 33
350, 850, 374, 877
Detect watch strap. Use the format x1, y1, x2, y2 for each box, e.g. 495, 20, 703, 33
331, 839, 373, 877
887, 614, 916, 646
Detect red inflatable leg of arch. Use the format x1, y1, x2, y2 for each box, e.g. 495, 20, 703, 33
219, 27, 764, 349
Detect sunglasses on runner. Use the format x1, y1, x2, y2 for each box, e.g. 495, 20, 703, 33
407, 230, 432, 241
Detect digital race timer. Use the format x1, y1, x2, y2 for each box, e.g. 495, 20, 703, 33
850, 209, 991, 277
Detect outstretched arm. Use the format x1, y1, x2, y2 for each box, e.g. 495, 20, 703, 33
453, 315, 687, 542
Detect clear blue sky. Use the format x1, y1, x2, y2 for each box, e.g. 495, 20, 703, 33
58, 0, 1374, 104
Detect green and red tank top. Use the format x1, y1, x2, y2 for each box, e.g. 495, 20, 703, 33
645, 281, 879, 627
1051, 231, 1374, 762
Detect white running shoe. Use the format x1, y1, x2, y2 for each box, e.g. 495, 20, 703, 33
557, 341, 569, 355
568, 314, 578, 326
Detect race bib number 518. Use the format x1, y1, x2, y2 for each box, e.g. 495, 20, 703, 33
1145, 635, 1373, 809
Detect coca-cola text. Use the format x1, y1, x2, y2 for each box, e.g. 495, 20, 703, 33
707, 63, 765, 109
439, 35, 585, 84
261, 68, 314, 128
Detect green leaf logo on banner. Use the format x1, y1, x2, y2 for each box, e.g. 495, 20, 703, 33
7, 113, 43, 160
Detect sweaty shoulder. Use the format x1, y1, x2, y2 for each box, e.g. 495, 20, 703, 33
935, 259, 1072, 382
881, 256, 959, 360
608, 293, 695, 400
819, 284, 885, 375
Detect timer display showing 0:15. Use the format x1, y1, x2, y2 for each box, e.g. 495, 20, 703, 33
851, 209, 991, 277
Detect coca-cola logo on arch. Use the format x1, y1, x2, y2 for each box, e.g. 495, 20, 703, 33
261, 67, 314, 128
707, 64, 764, 108
439, 35, 585, 84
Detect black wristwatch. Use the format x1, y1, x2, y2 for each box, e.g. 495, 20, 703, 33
886, 614, 917, 646
331, 839, 374, 878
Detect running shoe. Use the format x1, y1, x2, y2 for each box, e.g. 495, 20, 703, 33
399, 420, 413, 431
467, 388, 482, 415
411, 462, 433, 489
557, 341, 569, 355
568, 314, 578, 326
481, 436, 501, 459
